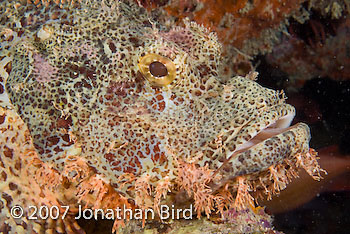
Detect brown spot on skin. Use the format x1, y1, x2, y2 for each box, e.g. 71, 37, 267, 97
108, 41, 117, 53
129, 36, 141, 47
81, 79, 92, 89
218, 155, 226, 163
104, 153, 115, 164
47, 136, 60, 146
156, 94, 164, 101
197, 64, 210, 77
74, 81, 83, 88
53, 146, 64, 153
125, 166, 136, 173
0, 222, 11, 233
61, 134, 71, 142
159, 152, 167, 165
1, 192, 13, 208
0, 114, 5, 124
223, 165, 233, 173
20, 17, 27, 27
86, 68, 96, 80
14, 161, 21, 170
4, 61, 12, 74
56, 116, 73, 129
33, 143, 45, 155
158, 101, 165, 111
0, 83, 4, 94
1, 171, 7, 181
8, 182, 18, 191
193, 90, 202, 96
3, 146, 13, 159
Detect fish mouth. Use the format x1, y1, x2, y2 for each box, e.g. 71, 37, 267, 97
212, 105, 311, 185
234, 111, 297, 154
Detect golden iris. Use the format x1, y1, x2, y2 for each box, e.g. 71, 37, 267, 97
138, 54, 176, 86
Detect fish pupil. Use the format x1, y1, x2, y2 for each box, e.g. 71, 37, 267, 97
149, 61, 168, 77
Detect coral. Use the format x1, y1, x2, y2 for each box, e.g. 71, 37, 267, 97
162, 0, 304, 50
118, 207, 283, 234
266, 16, 350, 82
308, 0, 350, 19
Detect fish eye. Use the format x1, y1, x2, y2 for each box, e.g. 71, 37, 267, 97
138, 54, 176, 86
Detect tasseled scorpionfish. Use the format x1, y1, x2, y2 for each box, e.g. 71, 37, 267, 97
0, 0, 325, 233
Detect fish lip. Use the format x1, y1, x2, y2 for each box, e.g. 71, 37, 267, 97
210, 121, 311, 192
211, 105, 307, 180
241, 121, 310, 157
232, 121, 310, 172
234, 109, 297, 154
248, 113, 297, 147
